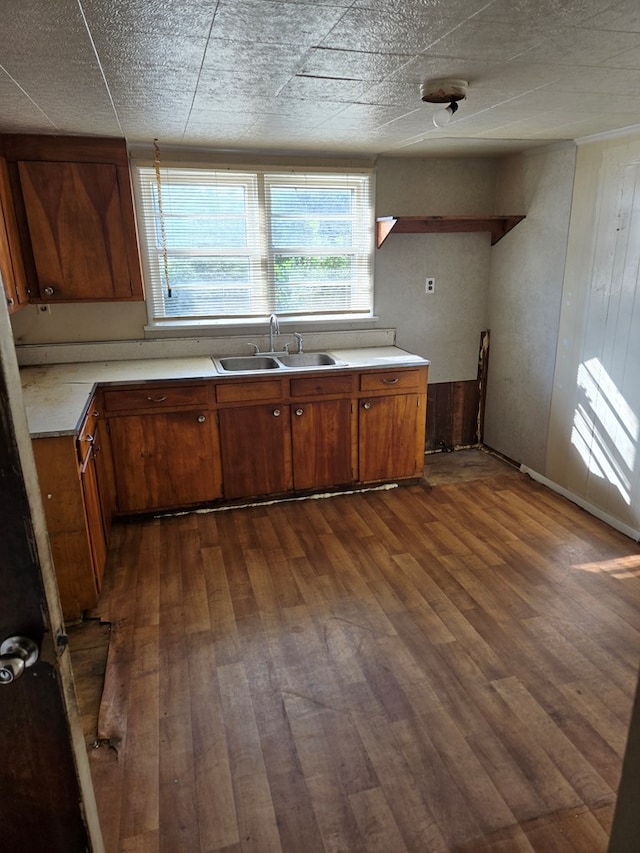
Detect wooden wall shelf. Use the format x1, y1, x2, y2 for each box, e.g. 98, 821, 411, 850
376, 214, 525, 247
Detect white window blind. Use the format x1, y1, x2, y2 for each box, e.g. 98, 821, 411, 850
134, 165, 374, 324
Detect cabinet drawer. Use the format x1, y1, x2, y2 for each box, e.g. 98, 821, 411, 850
216, 378, 285, 404
103, 383, 208, 413
359, 369, 423, 392
290, 373, 355, 398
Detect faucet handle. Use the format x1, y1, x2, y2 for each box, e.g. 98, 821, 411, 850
294, 332, 304, 354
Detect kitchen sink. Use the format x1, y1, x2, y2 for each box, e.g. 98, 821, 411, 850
215, 356, 281, 371
277, 352, 340, 367
213, 352, 346, 372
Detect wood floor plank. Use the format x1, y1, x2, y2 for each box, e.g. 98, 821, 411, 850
188, 631, 240, 852
216, 662, 282, 852
492, 676, 614, 805
349, 787, 409, 853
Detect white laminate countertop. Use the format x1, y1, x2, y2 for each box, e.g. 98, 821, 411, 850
20, 346, 430, 438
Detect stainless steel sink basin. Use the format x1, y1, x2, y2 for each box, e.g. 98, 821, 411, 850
213, 351, 346, 373
278, 352, 339, 367
215, 356, 281, 371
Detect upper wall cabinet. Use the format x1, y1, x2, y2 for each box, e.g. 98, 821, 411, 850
376, 215, 525, 248
0, 157, 29, 313
0, 135, 144, 304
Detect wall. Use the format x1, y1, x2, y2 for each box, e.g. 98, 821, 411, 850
545, 132, 640, 537
10, 155, 499, 387
374, 156, 497, 384
483, 143, 576, 471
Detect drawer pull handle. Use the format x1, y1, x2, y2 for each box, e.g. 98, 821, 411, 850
197, 414, 206, 423
147, 395, 167, 403
84, 434, 95, 443
363, 402, 372, 410
295, 408, 304, 416
382, 377, 399, 384
273, 409, 281, 417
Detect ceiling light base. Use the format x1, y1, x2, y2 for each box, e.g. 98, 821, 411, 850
420, 78, 468, 104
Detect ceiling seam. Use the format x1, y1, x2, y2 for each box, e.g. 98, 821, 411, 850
76, 0, 124, 138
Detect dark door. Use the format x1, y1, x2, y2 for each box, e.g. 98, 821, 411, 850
0, 290, 103, 850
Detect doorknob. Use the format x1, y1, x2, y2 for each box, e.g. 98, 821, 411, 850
0, 636, 39, 685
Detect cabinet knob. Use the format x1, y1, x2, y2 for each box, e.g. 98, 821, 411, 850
295, 408, 304, 416
362, 402, 372, 410
7, 297, 14, 305
273, 409, 281, 417
197, 414, 206, 423
43, 287, 55, 296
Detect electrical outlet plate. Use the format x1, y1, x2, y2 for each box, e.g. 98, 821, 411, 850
425, 277, 435, 293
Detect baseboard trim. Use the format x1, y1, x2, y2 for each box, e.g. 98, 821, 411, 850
520, 465, 640, 543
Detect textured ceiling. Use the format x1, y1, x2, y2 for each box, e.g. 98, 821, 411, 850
2, 0, 640, 157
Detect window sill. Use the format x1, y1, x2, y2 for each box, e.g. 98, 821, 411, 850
144, 315, 380, 339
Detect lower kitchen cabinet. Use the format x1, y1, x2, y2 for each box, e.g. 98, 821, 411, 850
219, 403, 292, 499
108, 409, 222, 513
31, 400, 110, 620
358, 392, 426, 483
291, 397, 354, 491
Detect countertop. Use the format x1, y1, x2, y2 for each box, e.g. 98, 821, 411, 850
20, 346, 430, 438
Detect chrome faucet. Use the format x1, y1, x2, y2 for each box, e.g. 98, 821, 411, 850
294, 332, 304, 354
268, 313, 279, 352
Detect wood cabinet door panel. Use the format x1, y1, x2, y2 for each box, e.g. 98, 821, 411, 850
81, 452, 107, 591
219, 404, 291, 499
109, 411, 221, 512
359, 394, 424, 482
18, 161, 136, 300
292, 398, 353, 491
0, 157, 28, 312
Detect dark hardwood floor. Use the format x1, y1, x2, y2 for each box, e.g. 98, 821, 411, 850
76, 454, 640, 851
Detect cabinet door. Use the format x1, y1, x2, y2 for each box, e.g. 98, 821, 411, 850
31, 436, 98, 621
0, 157, 28, 312
81, 450, 108, 592
109, 410, 222, 512
359, 393, 425, 482
291, 398, 353, 491
92, 415, 116, 540
219, 404, 292, 499
17, 160, 142, 301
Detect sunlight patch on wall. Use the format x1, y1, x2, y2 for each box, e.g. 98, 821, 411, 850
571, 357, 638, 506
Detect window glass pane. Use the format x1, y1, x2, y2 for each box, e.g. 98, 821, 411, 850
159, 183, 246, 216
271, 219, 353, 248
274, 255, 352, 283
275, 282, 352, 312
271, 187, 353, 215
163, 286, 253, 317
158, 217, 247, 249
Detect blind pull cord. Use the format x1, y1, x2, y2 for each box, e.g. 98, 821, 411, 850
153, 138, 172, 298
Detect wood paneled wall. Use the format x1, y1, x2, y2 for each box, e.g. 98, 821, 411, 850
426, 379, 480, 452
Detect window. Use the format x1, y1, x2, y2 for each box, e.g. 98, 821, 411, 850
134, 165, 374, 326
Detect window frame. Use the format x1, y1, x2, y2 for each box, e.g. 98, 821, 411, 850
133, 162, 375, 331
